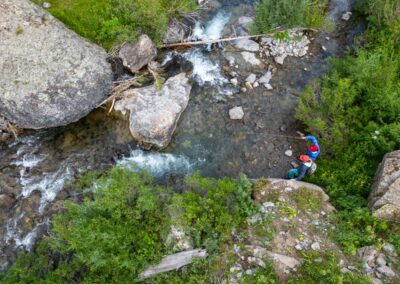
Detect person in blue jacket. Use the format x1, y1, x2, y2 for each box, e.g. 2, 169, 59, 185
303, 135, 320, 160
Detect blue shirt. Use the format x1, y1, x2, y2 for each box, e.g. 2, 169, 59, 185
306, 135, 320, 160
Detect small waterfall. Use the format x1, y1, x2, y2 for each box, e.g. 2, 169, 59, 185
182, 49, 228, 86
191, 11, 230, 41
117, 149, 203, 179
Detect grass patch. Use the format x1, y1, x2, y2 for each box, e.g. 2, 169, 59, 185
252, 0, 328, 34
15, 25, 24, 35
290, 187, 323, 213
32, 0, 198, 50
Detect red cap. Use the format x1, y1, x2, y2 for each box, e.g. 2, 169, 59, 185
299, 155, 311, 162
309, 145, 319, 152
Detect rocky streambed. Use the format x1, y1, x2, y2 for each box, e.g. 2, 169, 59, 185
0, 0, 363, 271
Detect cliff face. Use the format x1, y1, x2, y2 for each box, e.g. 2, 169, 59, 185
0, 0, 113, 129
368, 150, 400, 222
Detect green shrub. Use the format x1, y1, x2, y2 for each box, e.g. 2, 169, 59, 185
330, 208, 389, 255
33, 0, 198, 49
170, 172, 253, 252
287, 250, 371, 284
1, 170, 258, 282
252, 0, 328, 33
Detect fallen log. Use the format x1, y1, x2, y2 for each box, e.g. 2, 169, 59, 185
139, 249, 208, 280
162, 28, 317, 48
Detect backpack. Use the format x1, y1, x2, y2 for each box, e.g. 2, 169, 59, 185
306, 161, 317, 176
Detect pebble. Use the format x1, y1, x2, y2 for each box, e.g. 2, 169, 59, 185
263, 201, 275, 208
241, 87, 247, 93
253, 81, 259, 88
246, 73, 257, 84
321, 46, 327, 51
230, 78, 238, 86
342, 11, 352, 21
245, 82, 253, 90
295, 244, 302, 251
284, 150, 293, 157
275, 56, 285, 65
265, 83, 273, 90
229, 106, 245, 120
43, 2, 51, 8
311, 242, 321, 251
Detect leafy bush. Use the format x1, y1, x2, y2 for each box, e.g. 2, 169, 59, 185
170, 172, 254, 252
33, 0, 198, 49
252, 0, 328, 33
287, 251, 371, 284
1, 170, 257, 282
330, 208, 389, 255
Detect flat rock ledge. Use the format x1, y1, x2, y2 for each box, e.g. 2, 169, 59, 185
0, 0, 113, 129
114, 73, 192, 149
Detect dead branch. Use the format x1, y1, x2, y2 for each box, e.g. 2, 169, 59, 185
162, 27, 317, 48
97, 75, 144, 109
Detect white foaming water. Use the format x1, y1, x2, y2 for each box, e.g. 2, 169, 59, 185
183, 49, 228, 86
117, 149, 202, 178
12, 147, 73, 213
192, 11, 230, 41
5, 215, 49, 251
19, 167, 73, 213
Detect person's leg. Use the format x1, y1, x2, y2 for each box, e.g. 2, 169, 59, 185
288, 169, 299, 179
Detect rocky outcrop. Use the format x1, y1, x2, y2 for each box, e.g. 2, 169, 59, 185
119, 35, 157, 73
228, 179, 337, 282
357, 244, 399, 282
0, 0, 113, 129
261, 30, 310, 65
368, 150, 400, 222
114, 73, 192, 149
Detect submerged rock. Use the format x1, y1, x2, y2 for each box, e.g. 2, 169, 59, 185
368, 150, 400, 222
229, 106, 244, 120
119, 35, 157, 73
0, 0, 113, 129
114, 73, 192, 149
241, 52, 262, 65
234, 39, 260, 52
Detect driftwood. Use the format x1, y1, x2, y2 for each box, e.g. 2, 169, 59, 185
139, 249, 208, 280
162, 27, 317, 48
97, 75, 144, 112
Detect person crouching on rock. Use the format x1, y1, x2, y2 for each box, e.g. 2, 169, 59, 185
288, 155, 313, 181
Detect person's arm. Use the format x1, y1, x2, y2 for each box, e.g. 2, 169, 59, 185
305, 135, 318, 145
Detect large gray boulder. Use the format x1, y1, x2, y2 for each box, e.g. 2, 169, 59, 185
114, 73, 192, 149
0, 0, 113, 129
368, 150, 400, 222
119, 35, 157, 73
